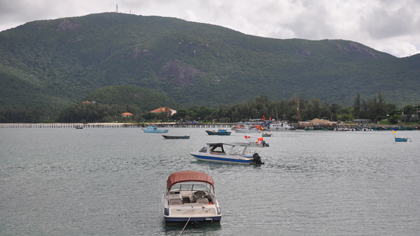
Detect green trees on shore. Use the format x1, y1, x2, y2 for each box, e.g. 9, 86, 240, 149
1, 92, 418, 124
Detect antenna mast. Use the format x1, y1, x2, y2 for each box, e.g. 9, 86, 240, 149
297, 99, 300, 123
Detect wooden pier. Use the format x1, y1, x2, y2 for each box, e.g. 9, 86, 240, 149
0, 123, 235, 128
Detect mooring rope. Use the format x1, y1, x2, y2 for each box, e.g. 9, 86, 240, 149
179, 207, 194, 236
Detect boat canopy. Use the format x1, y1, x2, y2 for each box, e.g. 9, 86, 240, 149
207, 142, 250, 146
167, 171, 215, 191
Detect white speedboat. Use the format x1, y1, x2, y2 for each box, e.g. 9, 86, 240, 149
234, 125, 261, 133
190, 142, 264, 164
161, 171, 222, 224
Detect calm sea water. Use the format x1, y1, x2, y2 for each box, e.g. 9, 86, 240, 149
1, 127, 419, 235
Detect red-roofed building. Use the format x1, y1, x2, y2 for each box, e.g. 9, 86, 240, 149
121, 112, 133, 117
150, 107, 177, 116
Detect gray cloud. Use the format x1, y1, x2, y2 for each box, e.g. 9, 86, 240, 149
0, 0, 419, 57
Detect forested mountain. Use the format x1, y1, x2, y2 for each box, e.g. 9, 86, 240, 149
1, 12, 419, 116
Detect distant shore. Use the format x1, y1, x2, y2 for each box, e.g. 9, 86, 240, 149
1, 122, 419, 130
0, 123, 235, 129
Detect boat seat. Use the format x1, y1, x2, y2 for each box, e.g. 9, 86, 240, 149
196, 198, 209, 204
169, 199, 183, 205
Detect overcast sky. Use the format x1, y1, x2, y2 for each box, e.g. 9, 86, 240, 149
1, 0, 419, 58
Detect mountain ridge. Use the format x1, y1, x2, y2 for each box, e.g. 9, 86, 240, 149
0, 12, 418, 116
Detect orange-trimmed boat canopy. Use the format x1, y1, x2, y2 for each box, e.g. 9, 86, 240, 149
167, 171, 215, 191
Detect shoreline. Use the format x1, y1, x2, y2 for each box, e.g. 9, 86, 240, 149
1, 122, 418, 130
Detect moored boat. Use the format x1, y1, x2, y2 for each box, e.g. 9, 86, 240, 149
393, 128, 411, 142
395, 136, 411, 142
234, 125, 260, 133
264, 121, 294, 131
190, 142, 264, 164
142, 126, 168, 133
205, 129, 231, 135
262, 133, 271, 137
395, 137, 408, 142
162, 135, 190, 139
161, 171, 222, 224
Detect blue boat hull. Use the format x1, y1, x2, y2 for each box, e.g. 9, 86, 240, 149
205, 131, 231, 135
143, 129, 168, 133
395, 138, 407, 142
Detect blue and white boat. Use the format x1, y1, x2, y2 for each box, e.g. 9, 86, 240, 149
142, 126, 168, 133
190, 142, 264, 164
161, 171, 222, 223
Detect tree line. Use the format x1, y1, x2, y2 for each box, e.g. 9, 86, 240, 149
1, 92, 419, 124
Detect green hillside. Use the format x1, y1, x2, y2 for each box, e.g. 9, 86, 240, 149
0, 12, 419, 116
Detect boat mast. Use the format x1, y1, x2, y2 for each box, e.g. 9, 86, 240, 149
297, 99, 300, 123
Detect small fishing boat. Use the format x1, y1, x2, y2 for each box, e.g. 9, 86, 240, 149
75, 125, 83, 129
395, 137, 408, 142
162, 135, 190, 139
393, 128, 411, 142
190, 142, 264, 164
142, 126, 168, 133
161, 171, 222, 224
262, 133, 271, 137
395, 136, 411, 142
205, 129, 231, 135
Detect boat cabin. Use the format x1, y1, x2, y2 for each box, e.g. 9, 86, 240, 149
199, 143, 254, 156
168, 182, 215, 205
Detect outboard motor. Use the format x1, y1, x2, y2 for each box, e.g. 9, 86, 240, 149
253, 153, 264, 164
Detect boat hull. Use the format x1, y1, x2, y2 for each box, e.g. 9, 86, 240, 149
164, 216, 221, 223
206, 132, 231, 135
234, 129, 260, 133
395, 138, 408, 142
191, 153, 254, 164
142, 126, 168, 133
143, 129, 168, 133
205, 130, 231, 135
162, 135, 189, 139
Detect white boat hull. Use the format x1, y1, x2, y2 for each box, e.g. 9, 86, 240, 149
234, 129, 260, 133
191, 153, 255, 164
190, 142, 264, 165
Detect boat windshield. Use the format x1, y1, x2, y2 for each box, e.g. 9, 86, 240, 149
170, 182, 213, 193
180, 184, 193, 191
192, 184, 207, 191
